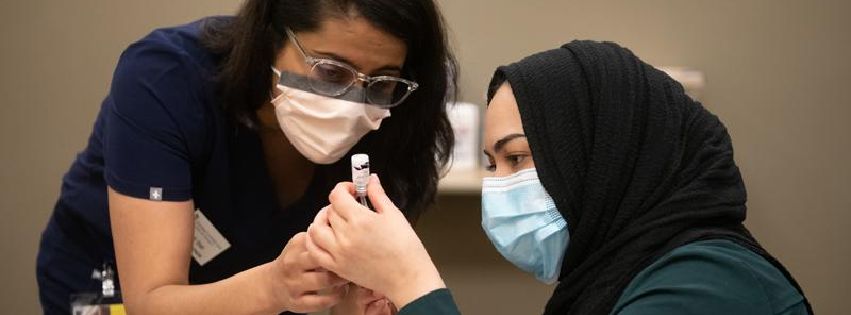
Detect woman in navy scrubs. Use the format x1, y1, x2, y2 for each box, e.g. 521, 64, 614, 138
36, 0, 455, 314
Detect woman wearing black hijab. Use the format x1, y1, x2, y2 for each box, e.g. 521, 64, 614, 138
304, 40, 813, 314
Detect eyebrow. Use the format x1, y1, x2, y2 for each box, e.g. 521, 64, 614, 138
483, 133, 527, 158
312, 50, 403, 74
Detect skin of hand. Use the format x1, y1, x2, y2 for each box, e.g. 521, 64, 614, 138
261, 232, 350, 313
331, 284, 397, 315
109, 188, 346, 315
364, 298, 396, 315
305, 174, 446, 308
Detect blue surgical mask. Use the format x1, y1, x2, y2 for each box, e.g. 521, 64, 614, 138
481, 168, 569, 284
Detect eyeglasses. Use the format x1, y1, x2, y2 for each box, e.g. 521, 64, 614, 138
285, 28, 418, 108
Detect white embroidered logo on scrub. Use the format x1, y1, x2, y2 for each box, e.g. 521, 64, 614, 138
149, 187, 163, 201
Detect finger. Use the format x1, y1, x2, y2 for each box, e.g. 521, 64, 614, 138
297, 283, 348, 310
329, 182, 367, 221
297, 248, 320, 271
282, 232, 307, 255
367, 174, 397, 215
327, 208, 347, 232
324, 206, 349, 245
364, 298, 392, 315
308, 208, 335, 252
307, 210, 337, 253
279, 232, 306, 269
314, 206, 333, 226
363, 288, 386, 301
306, 224, 339, 270
307, 220, 337, 254
300, 270, 350, 291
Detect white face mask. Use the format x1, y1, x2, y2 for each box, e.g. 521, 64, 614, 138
271, 68, 391, 164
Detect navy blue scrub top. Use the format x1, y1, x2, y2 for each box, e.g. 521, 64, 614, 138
37, 16, 328, 301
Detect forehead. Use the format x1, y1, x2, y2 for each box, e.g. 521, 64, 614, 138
484, 83, 525, 146
297, 16, 406, 72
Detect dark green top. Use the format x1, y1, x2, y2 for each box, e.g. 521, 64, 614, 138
398, 288, 461, 315
611, 239, 806, 314
397, 240, 807, 315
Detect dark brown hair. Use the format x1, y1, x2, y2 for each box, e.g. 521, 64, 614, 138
201, 0, 457, 220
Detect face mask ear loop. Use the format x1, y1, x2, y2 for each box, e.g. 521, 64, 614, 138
270, 67, 285, 101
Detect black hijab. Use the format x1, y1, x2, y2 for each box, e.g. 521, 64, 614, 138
487, 40, 812, 314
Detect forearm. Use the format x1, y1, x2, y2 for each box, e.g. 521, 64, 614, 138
126, 263, 278, 315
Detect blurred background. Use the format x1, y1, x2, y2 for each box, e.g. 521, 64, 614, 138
1, 0, 849, 313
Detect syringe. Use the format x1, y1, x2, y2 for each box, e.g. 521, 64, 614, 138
351, 154, 370, 208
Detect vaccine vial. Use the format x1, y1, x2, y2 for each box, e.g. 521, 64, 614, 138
351, 154, 370, 207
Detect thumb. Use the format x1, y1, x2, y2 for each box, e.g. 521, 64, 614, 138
367, 174, 396, 214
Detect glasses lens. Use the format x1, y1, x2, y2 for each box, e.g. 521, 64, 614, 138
367, 79, 412, 107
309, 62, 355, 96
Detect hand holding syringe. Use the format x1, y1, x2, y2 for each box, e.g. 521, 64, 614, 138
311, 157, 444, 311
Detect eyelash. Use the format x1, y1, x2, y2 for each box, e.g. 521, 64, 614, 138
485, 154, 528, 172
507, 154, 527, 167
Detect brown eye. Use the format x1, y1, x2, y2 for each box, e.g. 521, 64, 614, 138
314, 63, 352, 85
366, 80, 403, 106
369, 80, 398, 95
506, 154, 529, 168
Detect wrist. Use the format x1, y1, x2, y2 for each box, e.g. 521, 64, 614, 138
387, 261, 445, 308
234, 263, 280, 314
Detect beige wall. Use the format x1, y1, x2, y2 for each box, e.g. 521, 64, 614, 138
0, 1, 243, 312
1, 1, 848, 314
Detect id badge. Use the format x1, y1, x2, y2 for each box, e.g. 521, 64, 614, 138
70, 263, 125, 315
